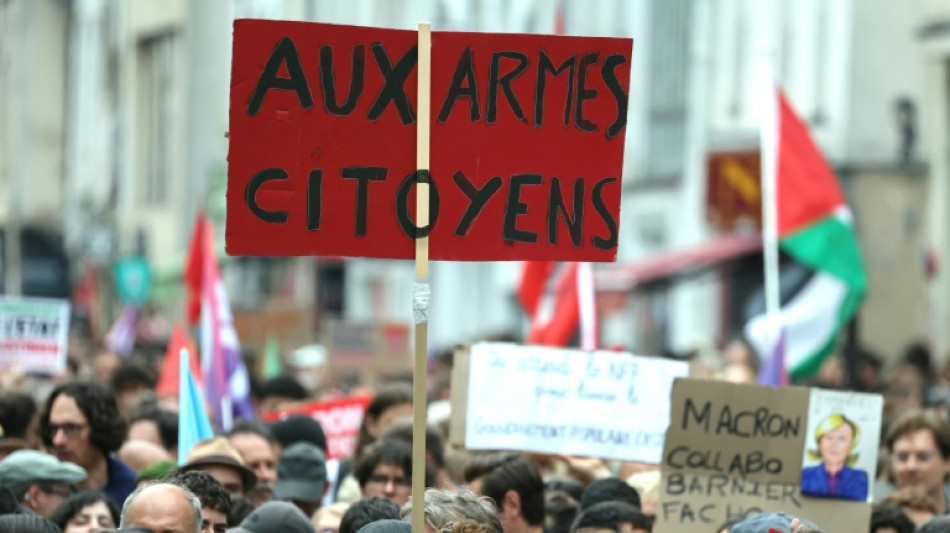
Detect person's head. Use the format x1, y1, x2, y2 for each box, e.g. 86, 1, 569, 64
268, 415, 328, 456
464, 452, 544, 533
135, 460, 178, 487
544, 490, 578, 533
398, 488, 503, 533
0, 514, 62, 533
313, 502, 349, 533
273, 442, 328, 517
0, 393, 38, 456
180, 437, 257, 497
808, 413, 859, 468
356, 440, 422, 506
119, 439, 172, 472
578, 478, 640, 511
256, 375, 308, 414
728, 512, 823, 533
881, 486, 938, 526
227, 496, 256, 527
0, 449, 87, 516
915, 516, 950, 533
228, 500, 316, 533
355, 384, 413, 456
381, 420, 446, 474
340, 498, 401, 533
869, 504, 915, 533
111, 360, 157, 416
129, 405, 179, 453
163, 470, 232, 533
50, 490, 120, 533
40, 381, 127, 470
885, 409, 950, 496
543, 478, 583, 503
570, 501, 651, 533
119, 482, 202, 533
228, 420, 279, 505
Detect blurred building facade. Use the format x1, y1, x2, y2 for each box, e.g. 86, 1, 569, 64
0, 0, 945, 365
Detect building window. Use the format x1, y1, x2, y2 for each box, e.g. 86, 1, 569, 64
644, 0, 691, 183
137, 33, 174, 205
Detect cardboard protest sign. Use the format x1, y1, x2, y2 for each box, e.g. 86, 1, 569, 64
461, 343, 688, 462
227, 20, 631, 261
0, 297, 70, 375
655, 379, 878, 533
261, 395, 371, 459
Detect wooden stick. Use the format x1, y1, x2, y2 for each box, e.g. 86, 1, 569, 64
411, 21, 431, 533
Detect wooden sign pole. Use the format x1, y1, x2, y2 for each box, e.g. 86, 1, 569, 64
411, 21, 432, 533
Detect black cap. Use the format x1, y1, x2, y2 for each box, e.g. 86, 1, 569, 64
269, 415, 327, 454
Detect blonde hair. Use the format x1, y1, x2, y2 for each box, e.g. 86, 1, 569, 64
807, 413, 860, 466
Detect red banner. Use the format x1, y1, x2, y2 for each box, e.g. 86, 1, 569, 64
261, 395, 371, 460
228, 20, 631, 262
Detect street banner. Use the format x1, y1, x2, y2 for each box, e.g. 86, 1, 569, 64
0, 297, 70, 375
227, 20, 631, 261
261, 395, 372, 460
655, 378, 880, 533
461, 343, 687, 462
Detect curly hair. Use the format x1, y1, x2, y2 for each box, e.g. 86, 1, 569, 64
163, 470, 233, 515
40, 381, 128, 454
49, 490, 120, 532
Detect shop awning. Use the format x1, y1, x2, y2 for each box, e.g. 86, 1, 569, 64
596, 233, 763, 291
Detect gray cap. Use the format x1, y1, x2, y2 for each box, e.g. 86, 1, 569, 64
0, 450, 87, 489
227, 501, 315, 533
731, 512, 824, 533
273, 442, 327, 503
356, 520, 411, 533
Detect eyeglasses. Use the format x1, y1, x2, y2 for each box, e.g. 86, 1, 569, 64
37, 483, 72, 498
46, 422, 88, 439
367, 474, 411, 487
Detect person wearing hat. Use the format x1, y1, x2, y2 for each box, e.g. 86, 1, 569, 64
0, 449, 87, 516
728, 511, 824, 533
228, 500, 316, 533
274, 442, 328, 517
181, 437, 257, 497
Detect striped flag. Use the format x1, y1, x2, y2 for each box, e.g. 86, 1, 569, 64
744, 88, 867, 379
518, 262, 597, 349
104, 304, 138, 356
178, 348, 214, 464
186, 215, 254, 430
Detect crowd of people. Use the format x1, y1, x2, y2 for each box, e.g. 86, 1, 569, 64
1, 333, 950, 533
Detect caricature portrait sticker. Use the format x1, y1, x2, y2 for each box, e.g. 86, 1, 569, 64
801, 388, 883, 502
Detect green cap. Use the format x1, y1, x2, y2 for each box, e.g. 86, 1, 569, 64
135, 460, 178, 484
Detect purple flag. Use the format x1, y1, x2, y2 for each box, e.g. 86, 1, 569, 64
757, 327, 789, 386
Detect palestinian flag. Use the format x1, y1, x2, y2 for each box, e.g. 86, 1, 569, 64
743, 88, 867, 379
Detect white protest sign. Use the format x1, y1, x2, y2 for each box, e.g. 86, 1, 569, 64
0, 297, 70, 375
464, 343, 689, 462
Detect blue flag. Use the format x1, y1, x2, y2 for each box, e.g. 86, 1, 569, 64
178, 348, 214, 465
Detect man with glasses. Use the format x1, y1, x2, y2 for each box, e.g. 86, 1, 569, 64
885, 408, 950, 515
355, 439, 427, 506
39, 381, 136, 506
0, 449, 86, 516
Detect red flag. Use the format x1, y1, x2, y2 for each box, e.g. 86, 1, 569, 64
518, 262, 580, 346
183, 214, 208, 325
156, 324, 201, 397
776, 91, 845, 237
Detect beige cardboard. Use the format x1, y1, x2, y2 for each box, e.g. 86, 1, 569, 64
449, 345, 470, 446
655, 378, 871, 533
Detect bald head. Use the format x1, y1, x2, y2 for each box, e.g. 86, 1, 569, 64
121, 482, 201, 533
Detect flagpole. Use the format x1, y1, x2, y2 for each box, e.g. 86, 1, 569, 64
411, 22, 431, 533
759, 48, 782, 359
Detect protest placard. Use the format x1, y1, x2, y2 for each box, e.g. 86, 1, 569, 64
0, 297, 70, 375
227, 20, 631, 262
261, 395, 372, 460
460, 343, 688, 462
655, 379, 878, 533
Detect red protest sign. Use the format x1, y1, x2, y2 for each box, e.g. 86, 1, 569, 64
261, 395, 371, 460
228, 20, 631, 262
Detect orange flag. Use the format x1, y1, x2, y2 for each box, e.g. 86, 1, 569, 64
156, 324, 202, 397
